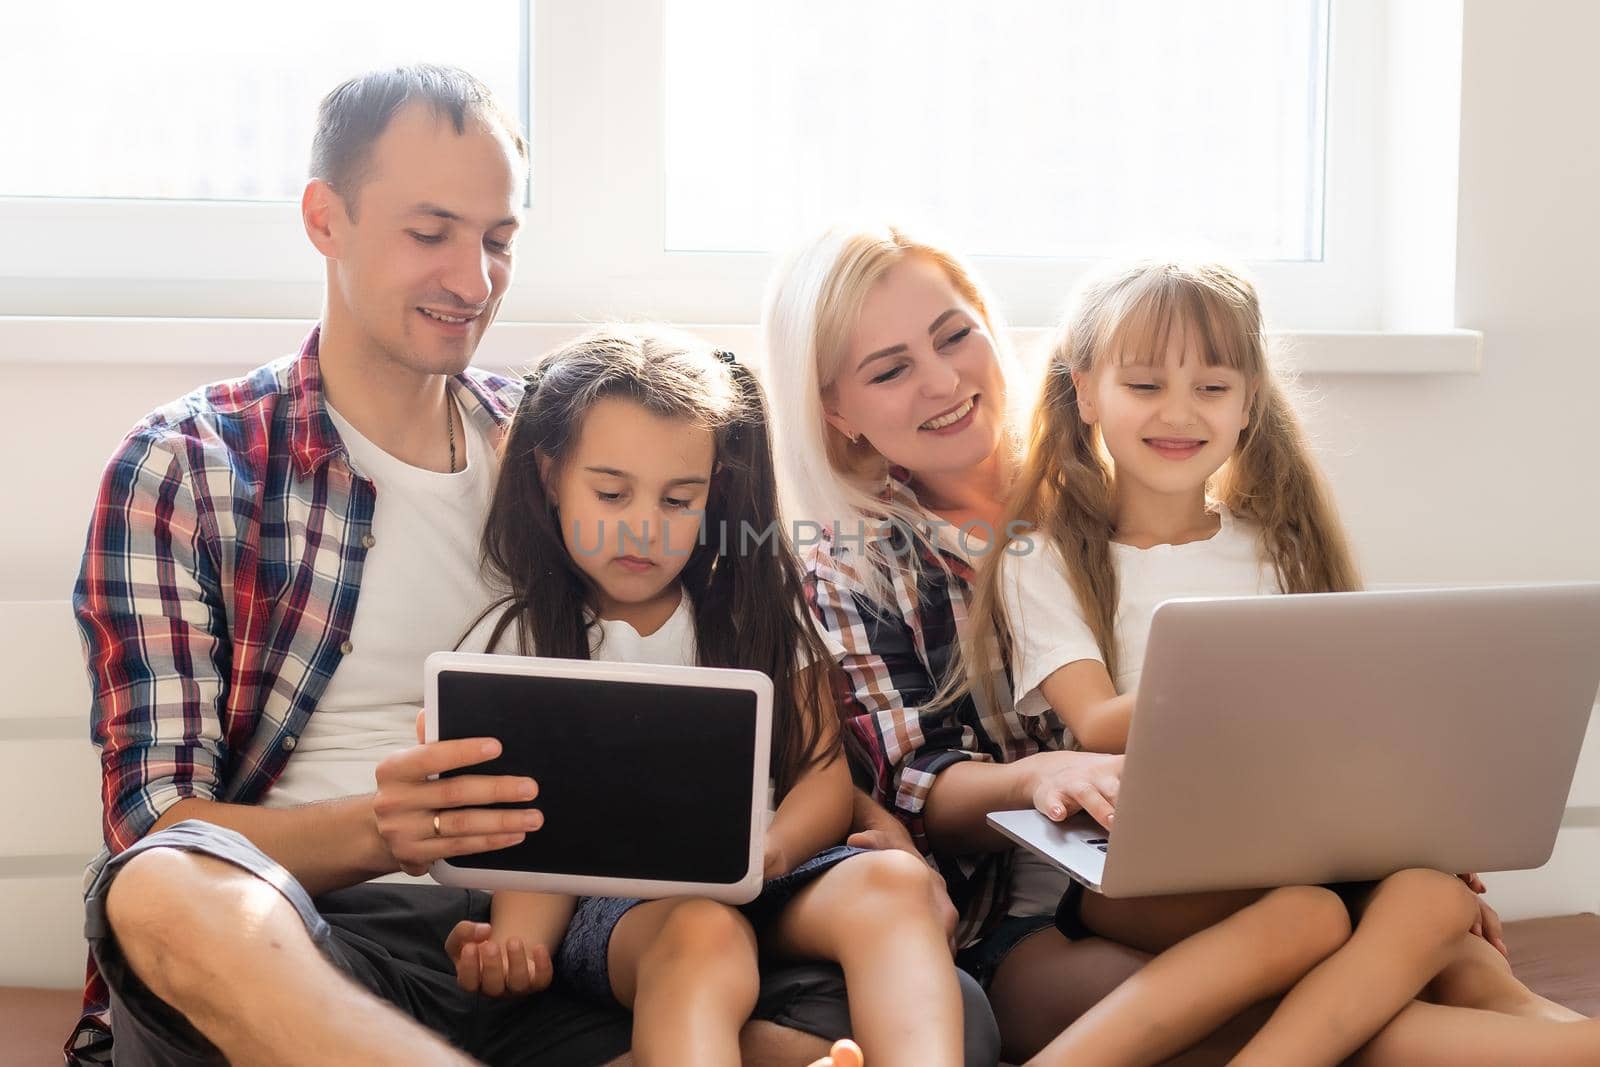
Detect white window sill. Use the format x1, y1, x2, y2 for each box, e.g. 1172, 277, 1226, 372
0, 316, 1483, 376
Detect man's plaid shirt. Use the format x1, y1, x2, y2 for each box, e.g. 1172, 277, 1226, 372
67, 327, 520, 1062
803, 472, 1066, 949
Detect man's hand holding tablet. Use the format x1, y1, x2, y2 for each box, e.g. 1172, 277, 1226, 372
420, 652, 771, 901
370, 712, 546, 877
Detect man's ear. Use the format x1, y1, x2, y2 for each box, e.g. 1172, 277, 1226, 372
1071, 370, 1099, 425
302, 179, 345, 258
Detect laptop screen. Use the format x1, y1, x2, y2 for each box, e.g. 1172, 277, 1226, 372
435, 668, 759, 884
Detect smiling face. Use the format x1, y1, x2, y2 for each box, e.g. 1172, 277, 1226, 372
312, 100, 525, 377
823, 255, 1008, 480
542, 397, 716, 617
1074, 321, 1255, 502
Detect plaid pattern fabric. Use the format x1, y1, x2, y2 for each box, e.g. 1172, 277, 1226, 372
803, 471, 1065, 948
66, 326, 521, 1063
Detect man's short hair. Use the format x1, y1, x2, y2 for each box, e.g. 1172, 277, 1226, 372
310, 63, 528, 217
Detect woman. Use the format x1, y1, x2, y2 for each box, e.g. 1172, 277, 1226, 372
764, 225, 1157, 1059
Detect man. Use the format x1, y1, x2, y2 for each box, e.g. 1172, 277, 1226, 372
69, 64, 994, 1066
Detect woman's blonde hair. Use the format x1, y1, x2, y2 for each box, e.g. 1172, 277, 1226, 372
762, 223, 1019, 602
966, 258, 1361, 696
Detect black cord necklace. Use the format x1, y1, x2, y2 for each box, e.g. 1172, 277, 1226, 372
445, 394, 457, 473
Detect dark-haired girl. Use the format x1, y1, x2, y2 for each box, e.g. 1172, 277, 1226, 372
447, 326, 964, 1067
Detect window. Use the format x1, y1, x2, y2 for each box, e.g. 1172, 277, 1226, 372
664, 0, 1327, 262
2, 0, 1451, 338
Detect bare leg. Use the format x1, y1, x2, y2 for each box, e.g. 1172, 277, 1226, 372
1234, 869, 1481, 1066
1161, 1001, 1279, 1066
1339, 930, 1600, 1066
985, 920, 1280, 1065
1028, 886, 1351, 1067
1077, 886, 1267, 955
1353, 1001, 1600, 1066
1425, 932, 1586, 1021
606, 897, 760, 1067
769, 851, 965, 1067
740, 1020, 833, 1067
986, 930, 1150, 1061
105, 848, 472, 1067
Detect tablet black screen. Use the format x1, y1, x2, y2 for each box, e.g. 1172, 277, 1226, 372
436, 669, 758, 884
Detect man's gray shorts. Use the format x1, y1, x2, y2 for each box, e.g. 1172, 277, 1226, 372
85, 821, 1000, 1066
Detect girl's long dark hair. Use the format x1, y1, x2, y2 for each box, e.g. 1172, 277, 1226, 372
473, 326, 839, 800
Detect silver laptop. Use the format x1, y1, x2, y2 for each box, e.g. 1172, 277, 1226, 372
424, 652, 773, 903
988, 583, 1600, 898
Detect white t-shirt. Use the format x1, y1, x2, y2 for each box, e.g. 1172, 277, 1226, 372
263, 396, 499, 821
460, 592, 701, 667
460, 591, 846, 817
996, 508, 1281, 915
1001, 508, 1280, 718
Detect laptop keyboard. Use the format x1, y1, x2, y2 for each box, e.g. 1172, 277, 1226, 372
1088, 837, 1109, 853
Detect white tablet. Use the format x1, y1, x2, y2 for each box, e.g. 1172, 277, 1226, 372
423, 651, 773, 903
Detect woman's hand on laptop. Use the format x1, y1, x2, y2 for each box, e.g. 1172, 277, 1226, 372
370, 713, 545, 877
446, 920, 554, 997
1021, 750, 1124, 828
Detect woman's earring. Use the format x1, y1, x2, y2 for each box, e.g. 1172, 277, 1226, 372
846, 431, 860, 445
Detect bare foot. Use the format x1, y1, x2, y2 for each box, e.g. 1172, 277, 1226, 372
807, 1038, 864, 1067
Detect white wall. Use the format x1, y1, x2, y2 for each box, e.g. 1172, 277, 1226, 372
1313, 0, 1600, 915
0, 0, 1596, 987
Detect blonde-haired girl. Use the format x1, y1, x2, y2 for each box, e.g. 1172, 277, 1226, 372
969, 258, 1597, 1065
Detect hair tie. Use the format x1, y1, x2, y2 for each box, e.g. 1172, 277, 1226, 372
714, 349, 738, 366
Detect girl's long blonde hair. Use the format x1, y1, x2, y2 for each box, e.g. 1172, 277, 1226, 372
762, 223, 1020, 604
967, 259, 1361, 694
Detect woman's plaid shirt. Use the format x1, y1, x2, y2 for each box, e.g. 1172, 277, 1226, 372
803, 472, 1065, 948
66, 327, 520, 1062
